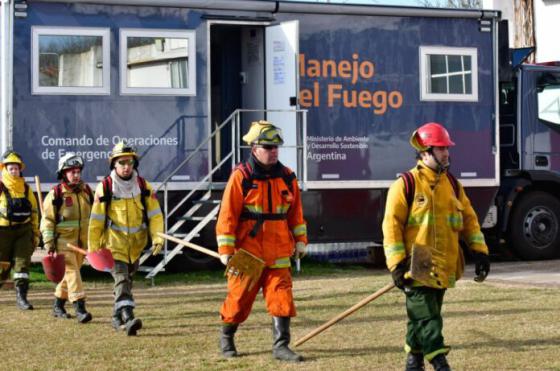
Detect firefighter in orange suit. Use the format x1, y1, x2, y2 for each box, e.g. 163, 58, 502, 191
216, 120, 308, 362
41, 153, 92, 323
382, 123, 490, 371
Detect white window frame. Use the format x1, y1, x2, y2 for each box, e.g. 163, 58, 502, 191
119, 28, 196, 96
419, 46, 478, 102
31, 26, 110, 95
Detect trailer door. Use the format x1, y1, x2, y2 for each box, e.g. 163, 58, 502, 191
265, 21, 299, 172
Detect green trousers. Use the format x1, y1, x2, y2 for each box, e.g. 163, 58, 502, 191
111, 259, 139, 311
0, 224, 34, 284
405, 286, 450, 361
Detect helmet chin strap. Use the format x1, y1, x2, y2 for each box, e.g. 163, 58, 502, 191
427, 148, 450, 173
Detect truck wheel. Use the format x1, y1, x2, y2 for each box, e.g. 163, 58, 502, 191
509, 191, 560, 260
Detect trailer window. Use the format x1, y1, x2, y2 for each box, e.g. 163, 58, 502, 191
419, 46, 478, 102
120, 29, 196, 96
31, 27, 110, 95
537, 73, 560, 125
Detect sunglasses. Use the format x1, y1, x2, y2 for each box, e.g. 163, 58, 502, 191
117, 159, 135, 166
259, 144, 278, 151
66, 168, 82, 174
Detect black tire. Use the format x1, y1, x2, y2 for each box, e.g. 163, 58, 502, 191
508, 191, 560, 260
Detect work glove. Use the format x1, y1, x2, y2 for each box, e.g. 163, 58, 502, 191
220, 254, 232, 266
151, 243, 163, 256
33, 235, 40, 248
391, 258, 412, 290
44, 242, 56, 254
473, 252, 490, 282
294, 241, 307, 259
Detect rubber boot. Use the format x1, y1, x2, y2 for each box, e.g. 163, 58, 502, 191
52, 297, 71, 319
112, 308, 124, 331
430, 354, 451, 371
272, 317, 303, 362
15, 280, 33, 310
122, 306, 142, 336
220, 323, 238, 358
73, 299, 92, 324
405, 352, 425, 371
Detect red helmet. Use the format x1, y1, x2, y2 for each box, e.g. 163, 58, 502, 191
410, 122, 455, 151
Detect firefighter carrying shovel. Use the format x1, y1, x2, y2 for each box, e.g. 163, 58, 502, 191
216, 120, 308, 362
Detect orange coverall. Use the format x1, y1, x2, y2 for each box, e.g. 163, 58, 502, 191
216, 160, 307, 324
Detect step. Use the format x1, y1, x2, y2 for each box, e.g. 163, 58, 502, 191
137, 266, 165, 273
177, 216, 217, 221
192, 199, 221, 205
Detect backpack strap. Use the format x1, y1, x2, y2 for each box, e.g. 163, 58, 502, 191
52, 184, 64, 224
234, 162, 254, 198
84, 184, 94, 205
282, 167, 296, 193
99, 176, 112, 227
136, 176, 149, 224
400, 171, 415, 208
446, 172, 460, 198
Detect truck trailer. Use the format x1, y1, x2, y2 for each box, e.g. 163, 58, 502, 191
0, 0, 555, 274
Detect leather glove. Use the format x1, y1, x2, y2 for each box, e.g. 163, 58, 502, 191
44, 242, 56, 254
391, 258, 412, 290
151, 243, 163, 256
473, 252, 490, 282
220, 254, 232, 266
294, 241, 307, 259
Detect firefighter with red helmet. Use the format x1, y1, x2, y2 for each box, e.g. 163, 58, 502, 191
216, 120, 308, 362
382, 123, 490, 371
0, 150, 40, 310
41, 152, 93, 323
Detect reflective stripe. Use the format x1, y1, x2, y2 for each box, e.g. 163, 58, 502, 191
384, 243, 405, 259
270, 257, 291, 268
447, 214, 463, 229
217, 234, 235, 247
43, 230, 55, 238
90, 213, 105, 221
147, 208, 162, 218
407, 213, 434, 227
13, 272, 29, 279
425, 347, 451, 362
292, 224, 306, 237
115, 300, 135, 309
468, 232, 486, 245
56, 220, 80, 228
276, 204, 290, 214
110, 223, 147, 234
245, 204, 263, 213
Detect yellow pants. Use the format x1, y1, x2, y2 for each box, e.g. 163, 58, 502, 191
55, 250, 86, 303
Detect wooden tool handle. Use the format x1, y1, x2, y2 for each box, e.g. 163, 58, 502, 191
294, 282, 395, 347
34, 176, 44, 215
66, 243, 88, 256
157, 232, 220, 259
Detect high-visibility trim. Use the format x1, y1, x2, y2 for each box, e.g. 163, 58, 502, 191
407, 213, 434, 227
244, 204, 263, 213
384, 243, 405, 259
56, 220, 80, 228
270, 257, 291, 268
292, 224, 306, 237
425, 347, 450, 362
217, 234, 236, 247
43, 230, 55, 238
276, 204, 290, 214
147, 208, 162, 218
109, 223, 147, 234
115, 300, 136, 309
447, 273, 456, 288
468, 232, 486, 245
404, 343, 422, 354
90, 213, 105, 221
447, 214, 463, 229
13, 272, 29, 279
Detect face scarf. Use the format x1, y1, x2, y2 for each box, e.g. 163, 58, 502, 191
1, 168, 25, 195
110, 169, 141, 199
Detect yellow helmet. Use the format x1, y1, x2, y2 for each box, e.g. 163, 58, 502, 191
0, 150, 25, 170
242, 120, 284, 145
109, 141, 138, 168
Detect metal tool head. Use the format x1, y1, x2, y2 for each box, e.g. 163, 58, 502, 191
42, 253, 66, 283
88, 248, 115, 272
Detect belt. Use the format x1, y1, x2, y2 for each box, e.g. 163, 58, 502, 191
0, 223, 30, 230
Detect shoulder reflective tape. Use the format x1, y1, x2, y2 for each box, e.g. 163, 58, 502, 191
292, 224, 307, 237
13, 272, 29, 279
90, 213, 105, 221
147, 208, 162, 218
270, 257, 291, 268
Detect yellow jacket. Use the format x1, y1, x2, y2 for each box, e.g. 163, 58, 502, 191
88, 178, 164, 263
382, 161, 488, 288
40, 183, 92, 251
0, 181, 39, 243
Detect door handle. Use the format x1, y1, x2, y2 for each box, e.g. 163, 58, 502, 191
535, 155, 549, 167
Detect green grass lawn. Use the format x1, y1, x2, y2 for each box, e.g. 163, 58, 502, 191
1, 263, 558, 370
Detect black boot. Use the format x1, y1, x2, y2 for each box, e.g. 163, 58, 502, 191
52, 297, 71, 319
405, 352, 425, 371
220, 323, 238, 358
272, 317, 303, 362
73, 299, 92, 324
430, 354, 451, 371
112, 308, 124, 331
122, 306, 142, 336
15, 280, 33, 310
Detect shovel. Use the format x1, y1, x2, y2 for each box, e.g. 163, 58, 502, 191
42, 253, 66, 283
294, 244, 433, 347
67, 243, 115, 272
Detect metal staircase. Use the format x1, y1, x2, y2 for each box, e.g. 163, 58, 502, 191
139, 109, 307, 280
